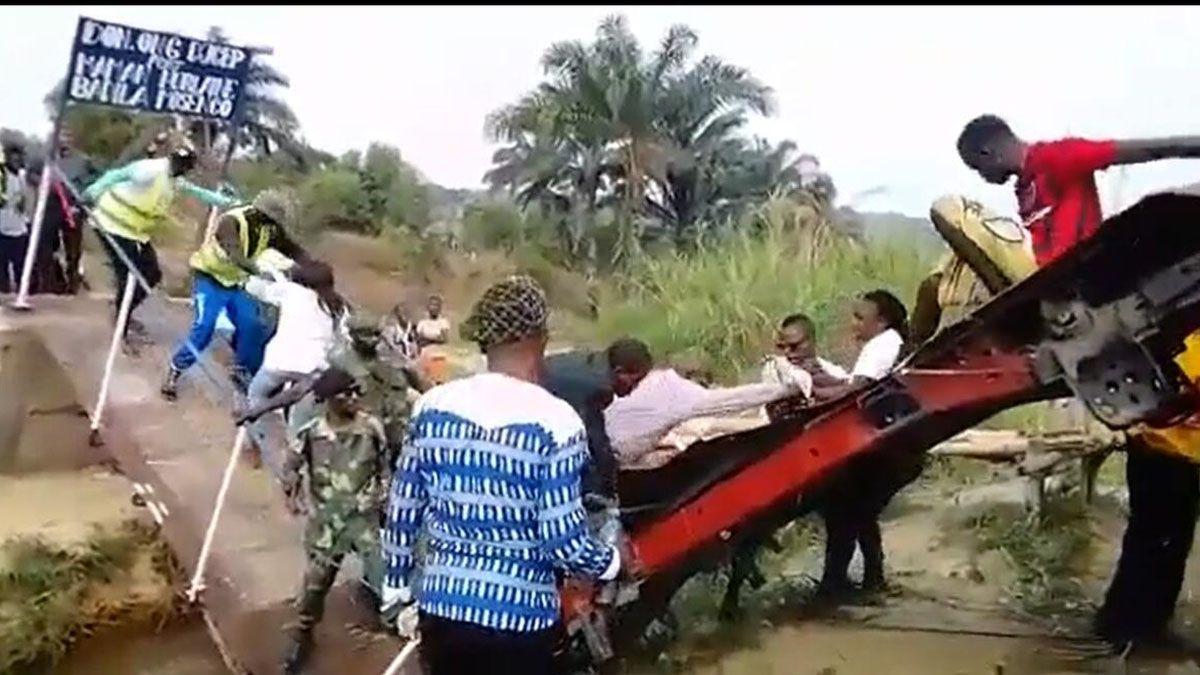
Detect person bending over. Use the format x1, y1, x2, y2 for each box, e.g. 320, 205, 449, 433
83, 138, 234, 351
956, 114, 1200, 267
604, 337, 810, 469
162, 188, 308, 399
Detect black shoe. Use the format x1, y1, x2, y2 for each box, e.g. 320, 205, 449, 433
230, 367, 251, 395
161, 366, 181, 402
861, 574, 887, 594
281, 629, 313, 675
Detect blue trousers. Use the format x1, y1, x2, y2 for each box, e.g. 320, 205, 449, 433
170, 272, 265, 376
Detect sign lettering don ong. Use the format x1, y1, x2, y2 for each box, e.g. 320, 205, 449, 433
65, 16, 252, 122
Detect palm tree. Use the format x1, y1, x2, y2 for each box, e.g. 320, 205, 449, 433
486, 14, 778, 265
196, 26, 299, 161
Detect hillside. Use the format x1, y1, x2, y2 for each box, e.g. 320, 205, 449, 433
841, 207, 946, 254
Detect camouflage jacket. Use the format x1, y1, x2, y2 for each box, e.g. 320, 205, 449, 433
287, 410, 389, 517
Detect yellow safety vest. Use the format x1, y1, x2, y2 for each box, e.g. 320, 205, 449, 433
1135, 331, 1200, 464
189, 206, 272, 287
93, 162, 173, 243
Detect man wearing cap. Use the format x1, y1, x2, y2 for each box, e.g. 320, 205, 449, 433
382, 275, 624, 674
162, 187, 310, 400
83, 137, 234, 346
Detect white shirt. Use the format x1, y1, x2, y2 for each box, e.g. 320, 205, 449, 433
605, 368, 805, 466
851, 328, 904, 380
0, 168, 27, 237
245, 276, 338, 374
417, 316, 451, 343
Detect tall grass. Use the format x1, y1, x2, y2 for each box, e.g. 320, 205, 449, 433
589, 197, 937, 381
0, 520, 181, 674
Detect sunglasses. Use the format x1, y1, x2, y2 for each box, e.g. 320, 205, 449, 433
333, 387, 365, 401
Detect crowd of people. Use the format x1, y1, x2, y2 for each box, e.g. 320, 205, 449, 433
5, 112, 1200, 674
0, 131, 94, 296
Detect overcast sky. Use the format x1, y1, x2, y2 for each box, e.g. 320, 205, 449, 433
4, 5, 1200, 217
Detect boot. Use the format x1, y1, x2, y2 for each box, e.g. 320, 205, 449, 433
281, 627, 313, 675
161, 365, 182, 402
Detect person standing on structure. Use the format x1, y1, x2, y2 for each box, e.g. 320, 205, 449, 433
276, 366, 391, 674
381, 275, 623, 675
162, 188, 309, 400
82, 136, 234, 350
956, 114, 1200, 655
0, 141, 29, 294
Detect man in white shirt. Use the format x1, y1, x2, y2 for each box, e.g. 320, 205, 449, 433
415, 294, 451, 347
0, 142, 29, 293
604, 338, 810, 469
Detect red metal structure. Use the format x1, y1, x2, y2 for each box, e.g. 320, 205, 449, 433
556, 186, 1200, 672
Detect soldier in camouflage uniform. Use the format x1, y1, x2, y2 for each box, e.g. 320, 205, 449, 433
280, 366, 390, 675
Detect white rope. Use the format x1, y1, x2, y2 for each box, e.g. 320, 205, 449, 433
89, 274, 136, 434
381, 637, 421, 675
186, 426, 247, 603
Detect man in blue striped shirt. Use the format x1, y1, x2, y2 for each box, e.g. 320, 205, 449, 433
382, 275, 621, 674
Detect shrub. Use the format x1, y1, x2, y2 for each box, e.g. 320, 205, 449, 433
589, 196, 935, 381
298, 167, 373, 235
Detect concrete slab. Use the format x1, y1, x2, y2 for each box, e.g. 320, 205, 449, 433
0, 295, 410, 675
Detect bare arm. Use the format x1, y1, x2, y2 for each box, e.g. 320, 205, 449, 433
1113, 137, 1200, 166
214, 215, 259, 276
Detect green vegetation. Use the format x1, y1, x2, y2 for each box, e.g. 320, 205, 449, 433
968, 499, 1094, 618
0, 520, 181, 674
588, 195, 933, 381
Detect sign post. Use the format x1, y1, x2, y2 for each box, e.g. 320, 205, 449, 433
10, 15, 252, 310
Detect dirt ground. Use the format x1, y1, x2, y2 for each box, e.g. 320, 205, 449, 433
643, 454, 1200, 675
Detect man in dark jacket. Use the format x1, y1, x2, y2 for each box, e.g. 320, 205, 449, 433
543, 349, 618, 500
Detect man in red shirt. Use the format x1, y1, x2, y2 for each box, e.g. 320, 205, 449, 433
958, 114, 1200, 658
956, 114, 1200, 266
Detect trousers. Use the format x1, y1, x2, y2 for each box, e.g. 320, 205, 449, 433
295, 510, 384, 633
170, 272, 265, 376
418, 613, 561, 675
0, 231, 28, 293
818, 447, 924, 590
96, 229, 161, 334
245, 368, 306, 481
1095, 438, 1199, 642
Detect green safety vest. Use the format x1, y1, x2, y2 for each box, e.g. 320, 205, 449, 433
189, 205, 271, 287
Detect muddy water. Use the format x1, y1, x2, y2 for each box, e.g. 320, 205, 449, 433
51, 620, 227, 675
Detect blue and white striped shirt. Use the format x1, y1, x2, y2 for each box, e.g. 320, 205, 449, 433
382, 372, 618, 633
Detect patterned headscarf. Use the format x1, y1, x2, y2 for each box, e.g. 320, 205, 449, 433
461, 275, 548, 350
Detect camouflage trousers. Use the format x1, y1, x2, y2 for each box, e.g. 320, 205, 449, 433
295, 508, 385, 633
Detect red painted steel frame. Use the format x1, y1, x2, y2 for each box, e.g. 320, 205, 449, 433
630, 338, 1038, 575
